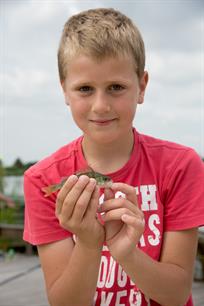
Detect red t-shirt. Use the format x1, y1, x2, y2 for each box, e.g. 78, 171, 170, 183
23, 129, 204, 306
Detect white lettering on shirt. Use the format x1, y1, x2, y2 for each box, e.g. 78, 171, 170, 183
101, 291, 114, 305
117, 264, 127, 287
140, 185, 158, 211
148, 214, 161, 246
115, 191, 126, 198
98, 256, 108, 288
129, 288, 142, 306
106, 257, 116, 288
115, 290, 127, 305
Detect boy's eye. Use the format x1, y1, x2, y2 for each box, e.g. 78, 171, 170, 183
109, 84, 125, 91
78, 86, 92, 92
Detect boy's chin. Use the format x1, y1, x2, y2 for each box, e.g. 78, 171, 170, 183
84, 130, 123, 144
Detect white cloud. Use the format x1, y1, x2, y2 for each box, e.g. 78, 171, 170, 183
1, 69, 52, 98
147, 51, 202, 84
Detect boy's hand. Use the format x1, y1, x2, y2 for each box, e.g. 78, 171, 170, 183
55, 175, 105, 249
100, 183, 145, 260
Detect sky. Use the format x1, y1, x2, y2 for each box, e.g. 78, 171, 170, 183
0, 0, 204, 166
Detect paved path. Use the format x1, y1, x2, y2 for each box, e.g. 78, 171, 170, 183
192, 281, 204, 306
0, 254, 203, 306
0, 254, 48, 306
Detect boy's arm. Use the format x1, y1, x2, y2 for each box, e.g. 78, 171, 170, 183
38, 175, 104, 306
119, 228, 197, 306
38, 237, 102, 306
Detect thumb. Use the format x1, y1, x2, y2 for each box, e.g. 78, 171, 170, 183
104, 188, 115, 201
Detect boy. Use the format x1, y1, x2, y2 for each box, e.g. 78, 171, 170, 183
23, 8, 204, 306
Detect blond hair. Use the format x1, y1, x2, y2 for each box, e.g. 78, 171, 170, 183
58, 8, 145, 82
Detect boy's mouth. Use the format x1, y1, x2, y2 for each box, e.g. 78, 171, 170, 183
90, 119, 117, 126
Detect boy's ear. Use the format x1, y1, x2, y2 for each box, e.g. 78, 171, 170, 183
138, 71, 149, 104
65, 98, 70, 106
60, 80, 65, 91
61, 80, 69, 105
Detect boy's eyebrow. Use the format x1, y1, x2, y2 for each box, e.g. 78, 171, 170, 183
69, 78, 133, 88
69, 81, 93, 89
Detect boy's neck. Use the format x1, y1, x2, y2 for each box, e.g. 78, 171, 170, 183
81, 129, 134, 174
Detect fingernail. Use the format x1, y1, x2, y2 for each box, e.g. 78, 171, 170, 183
97, 205, 102, 212
69, 174, 78, 179
121, 214, 128, 221
90, 178, 97, 185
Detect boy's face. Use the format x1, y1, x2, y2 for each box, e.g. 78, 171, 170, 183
62, 54, 148, 144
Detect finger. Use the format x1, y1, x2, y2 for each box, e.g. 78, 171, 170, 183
72, 178, 97, 221
121, 214, 145, 238
104, 188, 115, 201
102, 207, 136, 222
56, 175, 78, 215
56, 175, 90, 217
85, 185, 100, 218
111, 182, 138, 205
121, 214, 145, 228
100, 198, 143, 219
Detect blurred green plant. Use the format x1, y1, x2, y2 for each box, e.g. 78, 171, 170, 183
0, 206, 16, 224
4, 158, 36, 176
0, 196, 24, 224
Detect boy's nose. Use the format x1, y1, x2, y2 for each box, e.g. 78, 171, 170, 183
92, 92, 111, 114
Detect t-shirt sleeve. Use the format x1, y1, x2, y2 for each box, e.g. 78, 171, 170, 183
163, 149, 204, 231
23, 171, 72, 245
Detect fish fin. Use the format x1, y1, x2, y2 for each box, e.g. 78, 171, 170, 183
41, 186, 55, 197
86, 165, 95, 172
75, 166, 94, 176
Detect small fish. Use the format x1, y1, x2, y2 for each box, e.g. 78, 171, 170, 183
41, 170, 112, 197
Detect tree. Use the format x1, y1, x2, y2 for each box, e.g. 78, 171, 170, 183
13, 158, 24, 169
